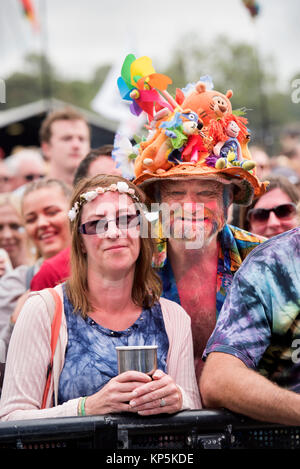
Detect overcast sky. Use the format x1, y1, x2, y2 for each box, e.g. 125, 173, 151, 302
0, 0, 299, 92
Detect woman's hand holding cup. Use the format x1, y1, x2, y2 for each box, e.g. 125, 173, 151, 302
84, 371, 152, 415
128, 369, 183, 415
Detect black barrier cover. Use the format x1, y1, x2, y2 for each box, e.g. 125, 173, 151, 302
0, 409, 299, 450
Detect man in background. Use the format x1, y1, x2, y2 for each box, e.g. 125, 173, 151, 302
200, 227, 300, 426
73, 144, 121, 186
249, 145, 271, 181
40, 107, 91, 187
5, 149, 46, 193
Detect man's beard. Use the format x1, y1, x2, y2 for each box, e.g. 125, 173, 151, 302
162, 206, 225, 249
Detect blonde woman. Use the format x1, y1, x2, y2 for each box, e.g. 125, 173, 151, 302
0, 179, 71, 359
0, 193, 31, 276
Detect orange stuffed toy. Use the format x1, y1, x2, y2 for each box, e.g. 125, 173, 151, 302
134, 109, 174, 176
180, 81, 233, 127
177, 82, 257, 173
134, 108, 208, 176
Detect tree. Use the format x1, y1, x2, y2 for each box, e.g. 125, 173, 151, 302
162, 34, 300, 154
3, 53, 110, 113
2, 39, 300, 155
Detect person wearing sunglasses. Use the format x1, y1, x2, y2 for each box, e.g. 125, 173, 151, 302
5, 149, 46, 194
23, 173, 45, 182
0, 174, 200, 421
240, 174, 300, 238
0, 160, 12, 194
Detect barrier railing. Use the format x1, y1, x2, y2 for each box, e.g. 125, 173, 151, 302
0, 409, 299, 450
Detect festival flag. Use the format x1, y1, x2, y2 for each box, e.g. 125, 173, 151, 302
242, 0, 260, 18
19, 0, 39, 31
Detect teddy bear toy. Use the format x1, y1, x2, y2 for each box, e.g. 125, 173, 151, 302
178, 81, 233, 127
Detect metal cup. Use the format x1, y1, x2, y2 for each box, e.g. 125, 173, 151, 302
116, 345, 158, 376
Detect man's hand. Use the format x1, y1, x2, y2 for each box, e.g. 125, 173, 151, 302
200, 352, 300, 426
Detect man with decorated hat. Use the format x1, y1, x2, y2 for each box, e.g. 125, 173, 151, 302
113, 55, 268, 381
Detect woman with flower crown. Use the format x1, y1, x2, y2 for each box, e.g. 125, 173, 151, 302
0, 174, 200, 421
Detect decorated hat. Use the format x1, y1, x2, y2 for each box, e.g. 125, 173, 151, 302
112, 55, 268, 205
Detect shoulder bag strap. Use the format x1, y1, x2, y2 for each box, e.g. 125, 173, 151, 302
41, 288, 63, 409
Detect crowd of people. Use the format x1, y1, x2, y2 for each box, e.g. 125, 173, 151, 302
0, 98, 300, 428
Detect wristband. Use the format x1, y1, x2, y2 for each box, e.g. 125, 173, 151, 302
78, 396, 87, 416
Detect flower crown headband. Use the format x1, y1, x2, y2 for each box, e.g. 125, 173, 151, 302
68, 181, 141, 222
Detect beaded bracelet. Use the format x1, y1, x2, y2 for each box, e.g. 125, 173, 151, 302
78, 396, 87, 416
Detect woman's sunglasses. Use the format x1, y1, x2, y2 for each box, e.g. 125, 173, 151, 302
247, 203, 297, 223
24, 174, 45, 182
78, 213, 141, 235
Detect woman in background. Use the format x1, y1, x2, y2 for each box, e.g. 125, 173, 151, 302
0, 178, 71, 359
0, 193, 31, 277
238, 175, 300, 238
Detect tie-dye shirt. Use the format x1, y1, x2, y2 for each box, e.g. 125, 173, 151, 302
203, 227, 300, 392
155, 224, 265, 318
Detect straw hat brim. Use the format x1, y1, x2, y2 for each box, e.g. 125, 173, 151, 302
134, 163, 268, 205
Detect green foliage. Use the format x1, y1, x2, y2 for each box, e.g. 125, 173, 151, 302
162, 34, 300, 154
2, 37, 300, 155
2, 53, 110, 113
4, 71, 43, 107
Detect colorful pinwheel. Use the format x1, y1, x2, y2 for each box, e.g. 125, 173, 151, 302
117, 54, 176, 120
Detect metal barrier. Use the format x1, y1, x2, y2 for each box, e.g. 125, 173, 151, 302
0, 409, 299, 450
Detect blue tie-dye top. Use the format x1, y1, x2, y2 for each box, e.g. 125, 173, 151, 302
58, 286, 169, 404
156, 224, 264, 318
203, 227, 300, 392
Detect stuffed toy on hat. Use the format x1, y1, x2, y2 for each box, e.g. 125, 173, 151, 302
179, 80, 233, 126
113, 54, 268, 205
134, 107, 209, 175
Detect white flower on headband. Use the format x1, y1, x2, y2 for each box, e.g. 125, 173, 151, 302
82, 190, 98, 202
68, 182, 140, 221
116, 181, 130, 193
68, 209, 77, 222
68, 201, 80, 221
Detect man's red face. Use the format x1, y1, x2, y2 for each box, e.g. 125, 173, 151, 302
159, 179, 228, 248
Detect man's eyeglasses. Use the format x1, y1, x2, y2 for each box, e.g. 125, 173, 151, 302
0, 176, 10, 184
24, 174, 45, 182
0, 223, 24, 232
79, 214, 141, 235
247, 203, 297, 223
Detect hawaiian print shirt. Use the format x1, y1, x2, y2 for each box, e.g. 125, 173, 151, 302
203, 227, 300, 392
154, 224, 265, 318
